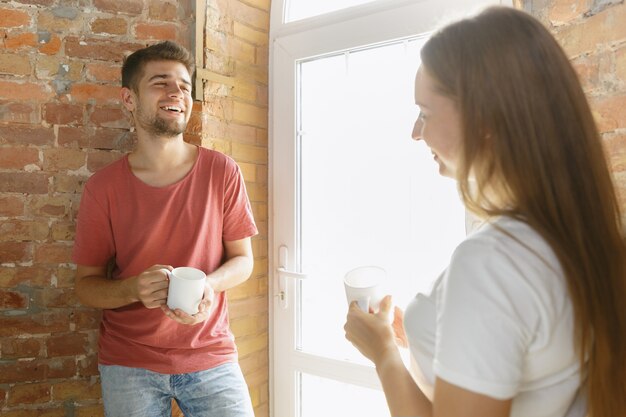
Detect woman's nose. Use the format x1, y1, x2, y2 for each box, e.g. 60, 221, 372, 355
411, 119, 423, 141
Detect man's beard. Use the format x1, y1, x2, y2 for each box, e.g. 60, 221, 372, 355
135, 107, 187, 138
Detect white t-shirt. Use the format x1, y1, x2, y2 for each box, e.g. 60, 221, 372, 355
404, 216, 586, 417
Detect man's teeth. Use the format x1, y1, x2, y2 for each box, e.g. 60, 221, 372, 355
161, 106, 182, 112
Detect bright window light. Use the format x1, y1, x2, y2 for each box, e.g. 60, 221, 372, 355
297, 37, 467, 365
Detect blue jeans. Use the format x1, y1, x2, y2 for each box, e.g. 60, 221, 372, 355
99, 362, 255, 417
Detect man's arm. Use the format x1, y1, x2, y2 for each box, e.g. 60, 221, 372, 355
161, 237, 254, 325
206, 237, 254, 293
75, 264, 171, 309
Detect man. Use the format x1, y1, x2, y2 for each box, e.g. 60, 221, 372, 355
73, 41, 258, 417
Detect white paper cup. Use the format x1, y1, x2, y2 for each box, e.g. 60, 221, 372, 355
165, 267, 206, 315
344, 266, 386, 312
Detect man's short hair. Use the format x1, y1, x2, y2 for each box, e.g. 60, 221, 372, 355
122, 41, 195, 92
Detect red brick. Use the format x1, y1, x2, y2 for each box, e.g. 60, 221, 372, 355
0, 337, 43, 359
0, 195, 24, 216
27, 195, 70, 218
0, 80, 54, 101
87, 149, 123, 172
86, 63, 121, 83
0, 408, 66, 417
43, 148, 85, 171
33, 242, 73, 263
70, 83, 121, 104
230, 0, 269, 31
53, 379, 101, 401
8, 382, 51, 406
91, 17, 128, 35
52, 173, 88, 193
0, 8, 31, 28
94, 0, 144, 14
90, 128, 134, 151
3, 32, 37, 49
36, 10, 83, 33
571, 55, 600, 92
0, 360, 46, 384
0, 146, 40, 169
34, 287, 80, 308
149, 1, 179, 21
604, 133, 626, 172
0, 125, 55, 146
591, 95, 626, 133
0, 52, 31, 76
51, 221, 75, 241
77, 353, 99, 377
39, 34, 61, 55
43, 102, 84, 125
0, 266, 53, 288
616, 45, 626, 87
0, 172, 48, 193
58, 126, 91, 148
134, 22, 177, 40
65, 36, 141, 62
0, 101, 40, 124
0, 311, 71, 337
89, 106, 129, 128
548, 0, 588, 26
0, 289, 29, 309
75, 404, 105, 417
227, 123, 256, 144
54, 266, 75, 288
0, 219, 49, 241
46, 357, 77, 379
46, 332, 89, 357
73, 309, 102, 330
0, 242, 32, 263
0, 386, 5, 408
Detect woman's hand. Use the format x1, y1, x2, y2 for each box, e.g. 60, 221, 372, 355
344, 295, 399, 365
161, 284, 215, 325
392, 305, 408, 348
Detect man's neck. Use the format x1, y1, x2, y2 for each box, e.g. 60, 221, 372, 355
127, 132, 198, 187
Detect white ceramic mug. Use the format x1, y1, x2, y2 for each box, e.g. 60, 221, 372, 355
343, 266, 386, 312
164, 267, 207, 315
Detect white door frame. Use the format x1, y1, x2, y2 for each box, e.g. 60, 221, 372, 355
268, 2, 513, 416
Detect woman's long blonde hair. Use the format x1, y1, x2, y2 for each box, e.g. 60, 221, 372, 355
421, 7, 626, 416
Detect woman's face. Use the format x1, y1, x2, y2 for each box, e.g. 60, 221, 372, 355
411, 66, 463, 179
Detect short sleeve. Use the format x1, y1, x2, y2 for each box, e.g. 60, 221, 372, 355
434, 238, 538, 399
222, 160, 258, 241
72, 183, 116, 266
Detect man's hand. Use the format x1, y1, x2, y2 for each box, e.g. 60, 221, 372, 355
130, 265, 172, 309
161, 283, 215, 325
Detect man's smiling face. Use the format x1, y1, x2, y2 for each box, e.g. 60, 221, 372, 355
125, 60, 193, 138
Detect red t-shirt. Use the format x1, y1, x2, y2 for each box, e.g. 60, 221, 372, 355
72, 146, 258, 374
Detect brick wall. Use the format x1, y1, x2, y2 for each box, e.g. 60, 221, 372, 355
0, 0, 269, 416
521, 0, 626, 225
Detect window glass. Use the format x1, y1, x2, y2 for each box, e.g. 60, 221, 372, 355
297, 37, 466, 363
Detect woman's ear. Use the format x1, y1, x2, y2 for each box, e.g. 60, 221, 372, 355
120, 87, 135, 112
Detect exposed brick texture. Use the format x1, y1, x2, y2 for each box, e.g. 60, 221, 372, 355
0, 0, 268, 416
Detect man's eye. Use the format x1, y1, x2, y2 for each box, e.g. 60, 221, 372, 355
418, 111, 426, 121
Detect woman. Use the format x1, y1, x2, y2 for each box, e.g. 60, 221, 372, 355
344, 6, 626, 417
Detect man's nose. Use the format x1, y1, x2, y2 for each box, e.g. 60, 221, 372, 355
167, 84, 184, 98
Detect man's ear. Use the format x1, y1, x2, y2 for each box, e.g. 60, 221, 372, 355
120, 87, 135, 112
